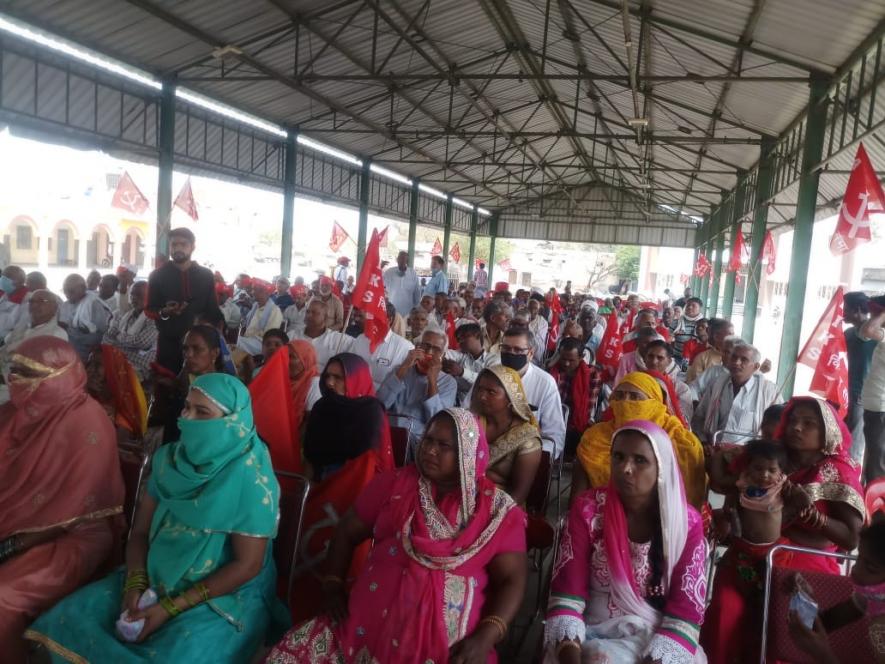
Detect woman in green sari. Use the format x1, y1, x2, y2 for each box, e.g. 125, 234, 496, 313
26, 373, 281, 663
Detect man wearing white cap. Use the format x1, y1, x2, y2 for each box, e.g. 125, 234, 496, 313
116, 262, 138, 315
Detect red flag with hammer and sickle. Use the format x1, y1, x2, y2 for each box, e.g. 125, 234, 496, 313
830, 142, 884, 255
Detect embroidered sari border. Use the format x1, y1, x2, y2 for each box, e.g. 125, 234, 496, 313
11, 506, 122, 536
23, 630, 89, 664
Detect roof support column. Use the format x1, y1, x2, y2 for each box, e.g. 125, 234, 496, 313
777, 76, 830, 396
720, 174, 747, 320
156, 80, 175, 263
357, 158, 371, 272
442, 194, 453, 264
708, 227, 725, 318
487, 214, 499, 286
407, 178, 420, 264
467, 207, 478, 282
698, 212, 712, 313
742, 138, 776, 343
280, 133, 297, 278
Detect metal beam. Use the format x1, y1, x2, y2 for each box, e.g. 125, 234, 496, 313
357, 159, 371, 272
468, 207, 478, 281
156, 80, 175, 261
198, 72, 811, 83
408, 178, 420, 264
742, 138, 776, 342
777, 77, 830, 395
280, 133, 297, 278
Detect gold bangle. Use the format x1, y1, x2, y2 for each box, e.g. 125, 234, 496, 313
321, 574, 345, 586
195, 582, 211, 603
479, 615, 507, 642
555, 640, 581, 656
159, 595, 181, 618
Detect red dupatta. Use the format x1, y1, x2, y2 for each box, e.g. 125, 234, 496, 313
100, 344, 148, 437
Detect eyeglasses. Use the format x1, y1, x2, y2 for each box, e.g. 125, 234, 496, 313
500, 344, 531, 355
416, 342, 445, 355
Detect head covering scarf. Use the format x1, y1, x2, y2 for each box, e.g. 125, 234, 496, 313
476, 364, 538, 426
473, 366, 542, 470
100, 344, 148, 437
304, 353, 393, 476
604, 420, 690, 625
148, 373, 279, 624
288, 339, 318, 433
774, 396, 864, 519
0, 337, 124, 538
643, 368, 688, 426
577, 371, 706, 508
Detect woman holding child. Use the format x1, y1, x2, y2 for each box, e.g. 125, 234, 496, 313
701, 396, 865, 663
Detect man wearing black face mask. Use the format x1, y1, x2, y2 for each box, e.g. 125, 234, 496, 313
499, 327, 566, 458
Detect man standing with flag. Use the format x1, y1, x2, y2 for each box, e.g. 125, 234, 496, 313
860, 296, 885, 482
350, 230, 413, 390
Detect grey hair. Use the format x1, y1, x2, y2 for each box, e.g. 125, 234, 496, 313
421, 324, 448, 352
483, 300, 513, 322
723, 335, 744, 347
731, 341, 761, 363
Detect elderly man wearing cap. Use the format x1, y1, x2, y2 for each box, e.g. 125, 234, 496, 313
103, 281, 157, 381
114, 262, 138, 315
271, 276, 295, 311
526, 296, 549, 364
283, 284, 310, 337
236, 279, 283, 356
333, 256, 350, 284
316, 275, 344, 331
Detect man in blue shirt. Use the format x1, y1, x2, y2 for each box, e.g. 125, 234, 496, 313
845, 291, 878, 463
422, 255, 449, 297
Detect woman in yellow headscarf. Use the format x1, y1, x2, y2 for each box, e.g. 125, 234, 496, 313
471, 365, 542, 504
573, 371, 706, 508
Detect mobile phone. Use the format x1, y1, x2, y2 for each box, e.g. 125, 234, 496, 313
789, 589, 818, 629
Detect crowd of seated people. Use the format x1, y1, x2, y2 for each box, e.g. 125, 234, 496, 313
1, 229, 885, 663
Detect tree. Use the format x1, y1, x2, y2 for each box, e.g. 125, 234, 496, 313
614, 246, 640, 280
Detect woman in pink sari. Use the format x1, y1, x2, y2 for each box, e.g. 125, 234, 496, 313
545, 420, 708, 663
266, 407, 528, 663
0, 337, 125, 661
700, 397, 864, 664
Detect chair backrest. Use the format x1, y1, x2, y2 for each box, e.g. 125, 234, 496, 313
525, 450, 552, 515
273, 471, 310, 600
388, 413, 413, 467
118, 442, 150, 540
711, 429, 757, 446
865, 477, 885, 523
761, 544, 872, 664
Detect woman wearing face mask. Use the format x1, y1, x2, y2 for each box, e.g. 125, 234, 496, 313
267, 408, 527, 664
27, 374, 282, 662
545, 421, 708, 663
572, 372, 705, 509
289, 353, 395, 623
0, 338, 124, 662
471, 365, 542, 504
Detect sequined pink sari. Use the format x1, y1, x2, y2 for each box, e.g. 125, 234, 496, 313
265, 408, 526, 663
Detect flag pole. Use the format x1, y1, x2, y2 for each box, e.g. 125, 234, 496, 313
336, 307, 353, 354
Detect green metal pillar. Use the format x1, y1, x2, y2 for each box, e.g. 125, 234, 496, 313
690, 245, 700, 295
720, 174, 747, 320
709, 227, 725, 318
698, 212, 712, 311
156, 80, 175, 262
442, 194, 453, 263
487, 214, 498, 286
742, 138, 776, 343
357, 158, 371, 272
777, 77, 830, 395
280, 133, 297, 278
407, 178, 419, 264
467, 207, 478, 281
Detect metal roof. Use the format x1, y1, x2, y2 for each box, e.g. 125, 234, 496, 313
1, 0, 884, 246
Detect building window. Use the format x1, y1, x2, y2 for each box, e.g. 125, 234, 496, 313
16, 224, 32, 250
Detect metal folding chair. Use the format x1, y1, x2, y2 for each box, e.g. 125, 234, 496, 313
273, 471, 311, 601
118, 442, 150, 541
387, 413, 414, 467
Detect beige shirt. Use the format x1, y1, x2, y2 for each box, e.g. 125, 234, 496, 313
319, 294, 344, 331
686, 347, 722, 383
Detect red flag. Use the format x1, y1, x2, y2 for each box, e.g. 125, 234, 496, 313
797, 288, 849, 417
679, 273, 690, 285
694, 253, 712, 277
248, 347, 301, 473
830, 142, 885, 255
377, 226, 389, 245
111, 171, 149, 215
726, 229, 747, 272
546, 290, 563, 352
597, 309, 624, 370
474, 257, 486, 269
446, 310, 458, 349
431, 237, 442, 255
762, 231, 777, 275
498, 258, 513, 272
173, 177, 199, 221
449, 242, 462, 263
329, 221, 350, 252
351, 229, 389, 352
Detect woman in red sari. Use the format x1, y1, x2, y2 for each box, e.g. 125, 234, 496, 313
267, 408, 527, 663
0, 337, 124, 661
288, 353, 394, 622
701, 396, 864, 663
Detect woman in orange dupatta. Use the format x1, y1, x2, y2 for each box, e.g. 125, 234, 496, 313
0, 337, 125, 661
85, 343, 149, 438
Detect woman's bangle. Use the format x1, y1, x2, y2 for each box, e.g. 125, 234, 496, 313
194, 582, 211, 603
478, 615, 508, 642
321, 574, 345, 587
555, 639, 581, 656
159, 595, 181, 618
122, 569, 149, 595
